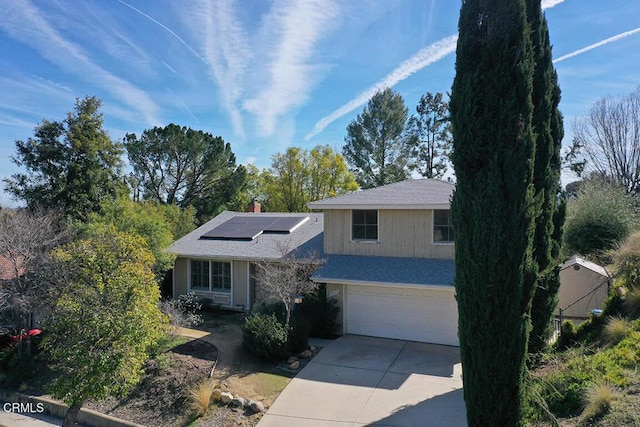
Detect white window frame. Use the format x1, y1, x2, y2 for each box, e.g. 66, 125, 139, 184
188, 259, 234, 307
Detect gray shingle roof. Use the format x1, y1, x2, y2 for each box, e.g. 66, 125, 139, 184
307, 179, 454, 210
167, 211, 324, 260
560, 255, 609, 277
312, 254, 455, 287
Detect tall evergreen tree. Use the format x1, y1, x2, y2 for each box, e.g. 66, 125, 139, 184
449, 1, 537, 425
527, 0, 565, 355
343, 88, 411, 188
4, 97, 125, 221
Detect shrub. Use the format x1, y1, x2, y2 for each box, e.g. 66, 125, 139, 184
555, 321, 577, 350
289, 313, 312, 353
242, 313, 290, 361
298, 285, 340, 338
189, 379, 215, 416
623, 289, 640, 319
581, 383, 618, 424
602, 316, 630, 345
161, 292, 203, 336
563, 181, 636, 258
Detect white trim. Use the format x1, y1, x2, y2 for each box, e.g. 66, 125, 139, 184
187, 258, 234, 308
313, 277, 455, 291
172, 259, 176, 299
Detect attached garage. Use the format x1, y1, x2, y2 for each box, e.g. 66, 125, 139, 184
346, 284, 458, 346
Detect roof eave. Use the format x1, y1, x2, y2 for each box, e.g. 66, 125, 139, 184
307, 203, 451, 210
311, 276, 454, 290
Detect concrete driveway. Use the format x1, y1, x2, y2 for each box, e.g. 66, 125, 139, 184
258, 335, 466, 427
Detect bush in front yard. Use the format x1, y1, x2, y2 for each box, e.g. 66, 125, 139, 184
298, 285, 340, 338
242, 313, 290, 361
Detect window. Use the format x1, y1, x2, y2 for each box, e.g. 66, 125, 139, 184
190, 260, 231, 292
352, 210, 378, 240
433, 210, 454, 243
211, 261, 231, 291
191, 260, 210, 290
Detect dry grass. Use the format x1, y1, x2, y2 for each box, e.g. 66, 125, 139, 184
624, 289, 640, 319
601, 316, 630, 345
580, 383, 618, 424
189, 379, 215, 416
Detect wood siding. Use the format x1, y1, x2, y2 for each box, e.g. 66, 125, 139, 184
173, 257, 188, 298
233, 260, 249, 310
323, 209, 454, 259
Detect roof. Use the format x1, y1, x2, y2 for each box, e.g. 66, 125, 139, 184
167, 211, 324, 261
560, 255, 609, 277
307, 179, 454, 210
312, 254, 455, 288
0, 254, 23, 281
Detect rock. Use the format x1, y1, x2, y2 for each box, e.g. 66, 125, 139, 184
299, 349, 313, 359
288, 360, 300, 370
309, 345, 316, 352
231, 397, 245, 408
286, 356, 299, 364
249, 400, 265, 413
220, 391, 234, 404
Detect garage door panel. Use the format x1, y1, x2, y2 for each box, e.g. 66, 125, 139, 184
346, 285, 458, 346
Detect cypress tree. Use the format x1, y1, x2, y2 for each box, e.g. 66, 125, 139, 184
449, 1, 537, 425
527, 0, 565, 355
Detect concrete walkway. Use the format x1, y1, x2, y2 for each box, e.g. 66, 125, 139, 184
258, 335, 466, 427
0, 409, 82, 426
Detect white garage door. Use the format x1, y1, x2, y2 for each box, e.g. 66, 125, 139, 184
346, 285, 459, 346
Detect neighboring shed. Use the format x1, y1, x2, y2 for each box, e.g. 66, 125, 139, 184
558, 255, 610, 323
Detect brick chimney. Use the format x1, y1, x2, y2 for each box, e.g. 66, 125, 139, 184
247, 200, 261, 213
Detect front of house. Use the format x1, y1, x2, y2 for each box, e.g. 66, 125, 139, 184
308, 179, 458, 346
168, 179, 459, 346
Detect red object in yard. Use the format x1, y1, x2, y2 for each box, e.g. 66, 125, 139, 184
10, 328, 42, 343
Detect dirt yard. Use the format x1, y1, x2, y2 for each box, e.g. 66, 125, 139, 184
85, 310, 294, 427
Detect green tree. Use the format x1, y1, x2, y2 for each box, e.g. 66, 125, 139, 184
81, 198, 186, 279
4, 97, 125, 221
406, 92, 452, 179
527, 0, 566, 355
264, 145, 357, 212
124, 124, 247, 222
449, 0, 537, 425
564, 180, 637, 258
45, 227, 167, 427
343, 88, 411, 188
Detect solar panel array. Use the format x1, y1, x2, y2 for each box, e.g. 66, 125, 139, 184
201, 216, 309, 240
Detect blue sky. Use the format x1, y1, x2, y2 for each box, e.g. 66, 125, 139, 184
1, 0, 639, 206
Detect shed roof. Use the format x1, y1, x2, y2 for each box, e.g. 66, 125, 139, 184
560, 255, 609, 277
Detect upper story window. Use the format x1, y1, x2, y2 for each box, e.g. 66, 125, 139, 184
191, 260, 231, 292
352, 209, 378, 240
434, 210, 454, 243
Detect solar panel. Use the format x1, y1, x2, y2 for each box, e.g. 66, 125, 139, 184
201, 216, 309, 240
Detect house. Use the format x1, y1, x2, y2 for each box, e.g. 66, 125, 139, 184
168, 179, 457, 346
308, 179, 457, 346
167, 205, 324, 311
557, 255, 610, 324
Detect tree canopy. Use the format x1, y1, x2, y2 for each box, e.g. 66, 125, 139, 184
45, 227, 167, 426
4, 96, 125, 221
343, 88, 412, 188
406, 92, 452, 179
124, 124, 247, 222
262, 145, 357, 212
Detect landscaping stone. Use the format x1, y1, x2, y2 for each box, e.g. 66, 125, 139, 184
288, 360, 300, 370
287, 356, 299, 364
299, 349, 313, 359
249, 400, 265, 413
309, 345, 316, 352
231, 397, 245, 408
220, 391, 234, 403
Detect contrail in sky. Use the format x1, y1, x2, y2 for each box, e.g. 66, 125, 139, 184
554, 26, 640, 63
305, 0, 566, 140
117, 0, 208, 65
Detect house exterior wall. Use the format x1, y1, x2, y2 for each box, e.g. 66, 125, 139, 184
323, 209, 454, 259
233, 260, 249, 311
173, 257, 188, 298
558, 266, 609, 319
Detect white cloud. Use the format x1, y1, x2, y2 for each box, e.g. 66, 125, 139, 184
244, 0, 339, 137
304, 0, 566, 140
0, 1, 162, 125
305, 34, 457, 140
554, 26, 640, 63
